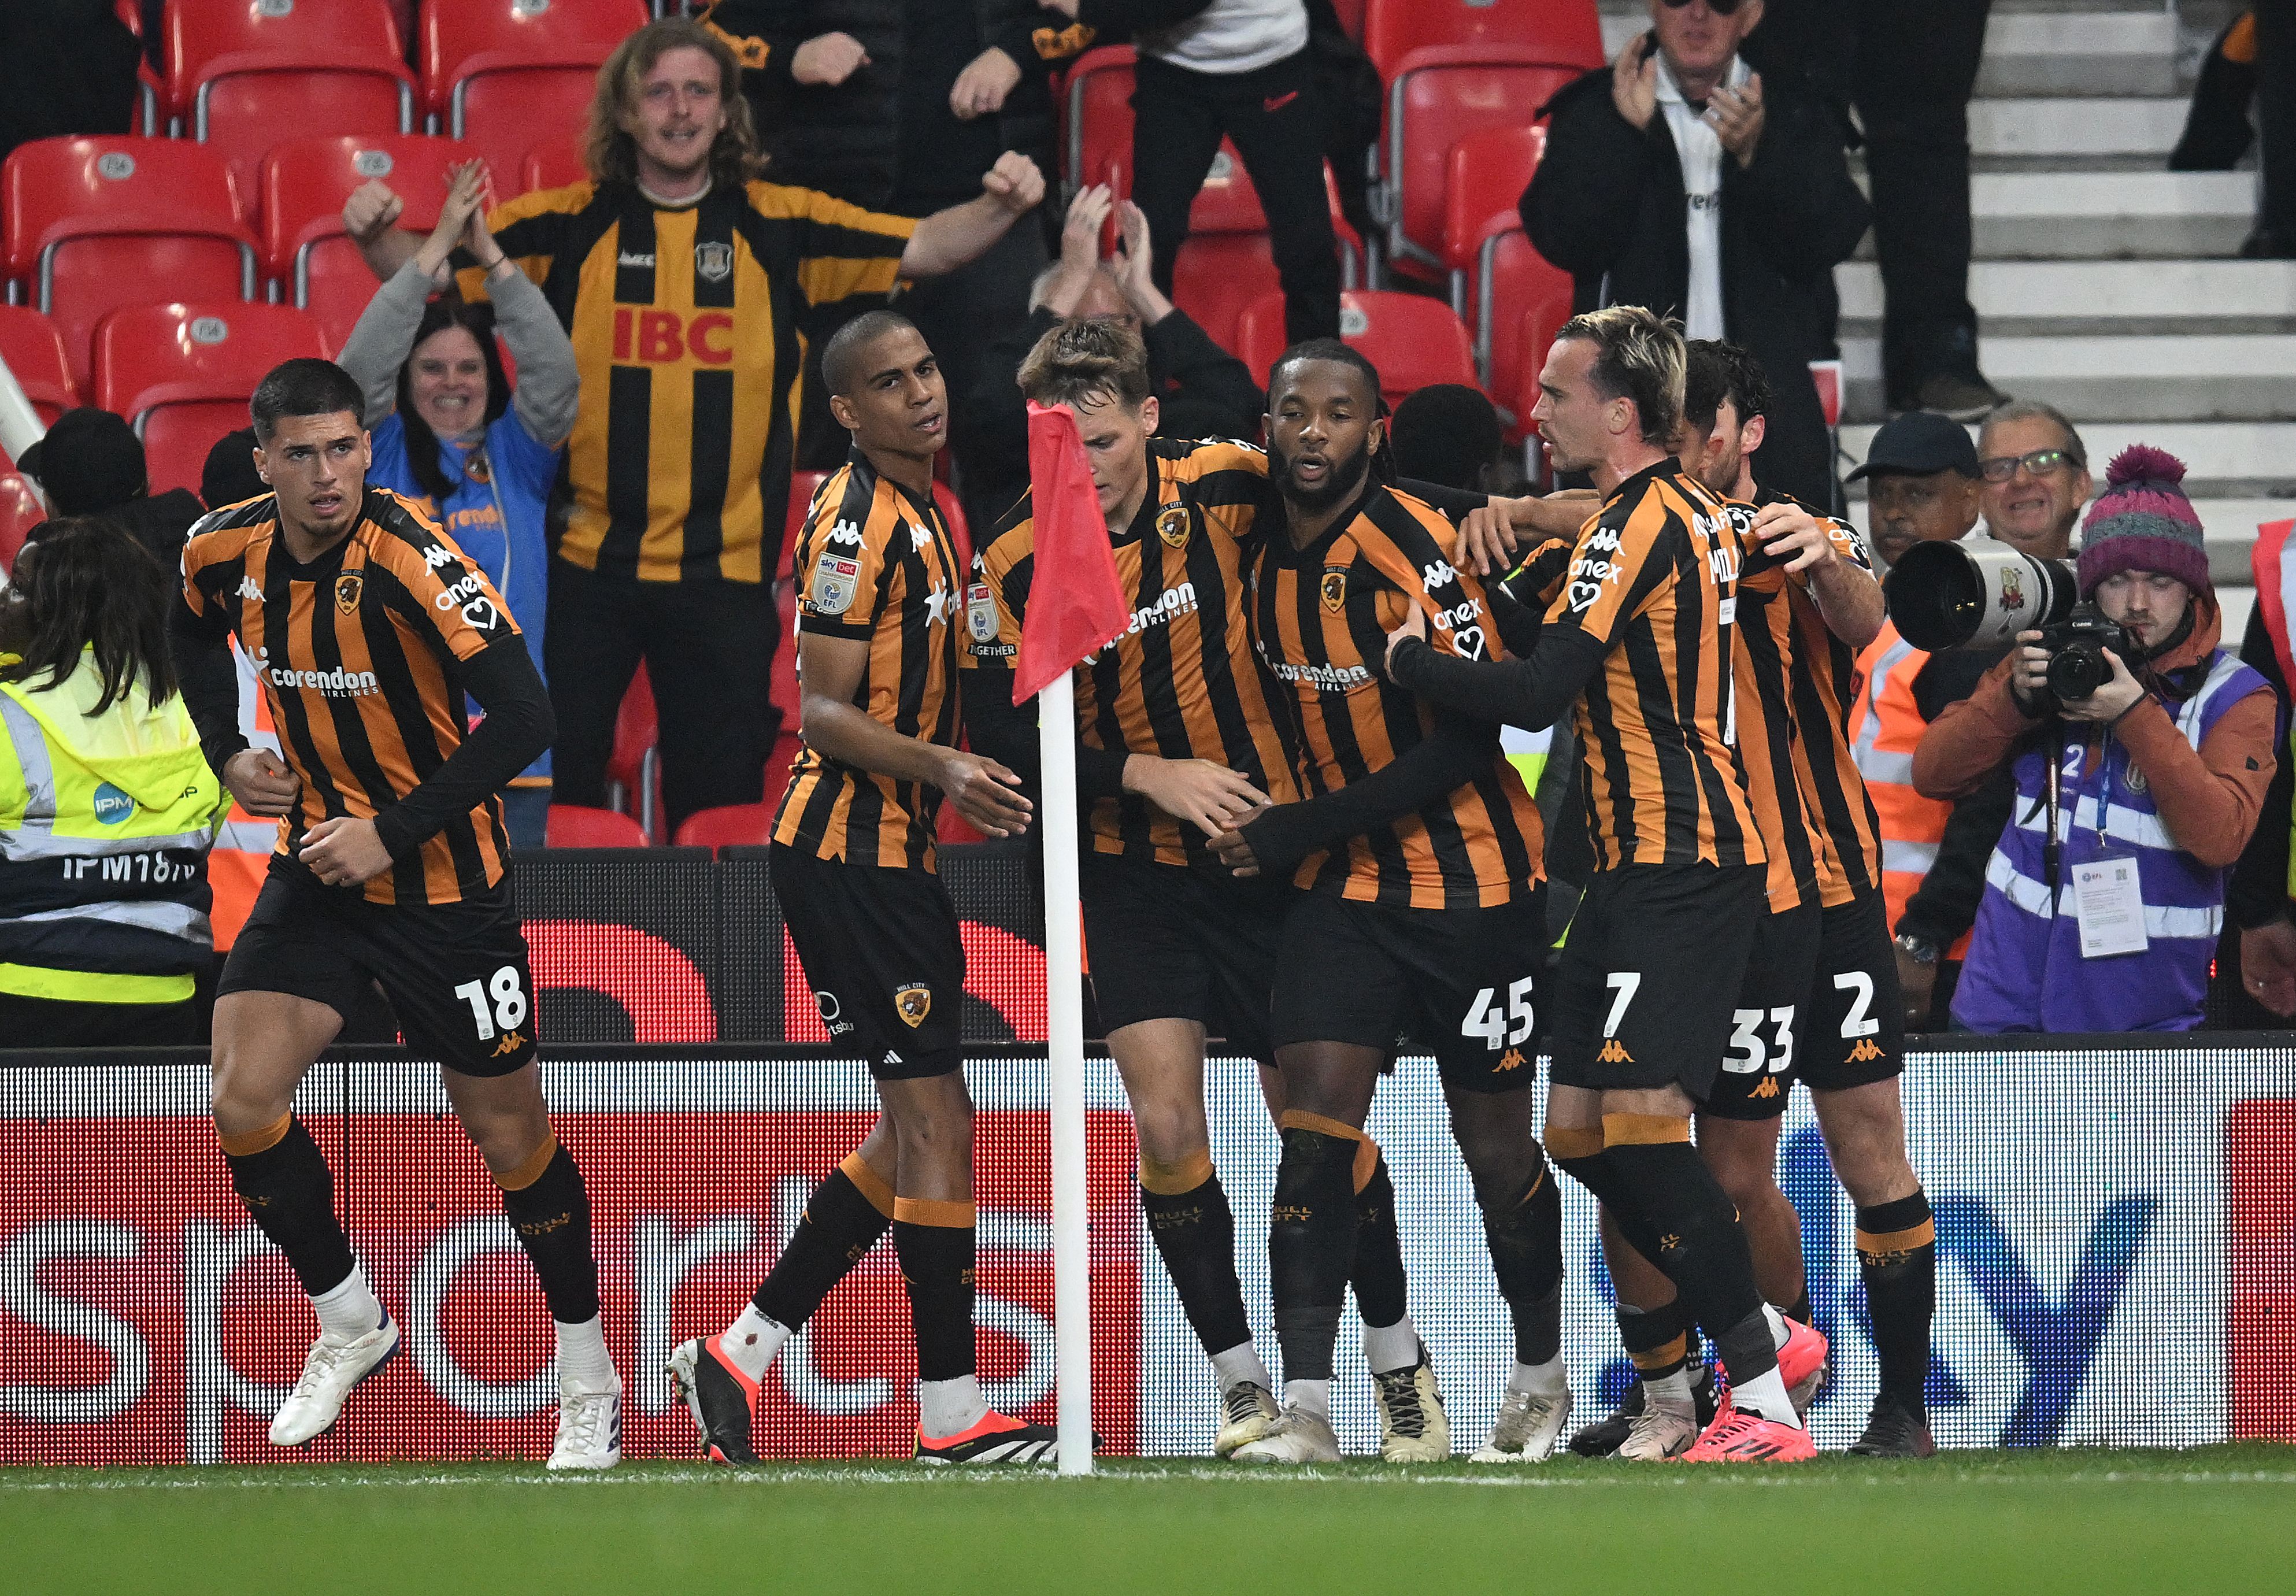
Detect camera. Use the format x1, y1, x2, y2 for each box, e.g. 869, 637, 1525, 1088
1883, 542, 2078, 651
2037, 602, 2137, 702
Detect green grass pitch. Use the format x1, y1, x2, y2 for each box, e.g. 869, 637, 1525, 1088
6, 1449, 2293, 1595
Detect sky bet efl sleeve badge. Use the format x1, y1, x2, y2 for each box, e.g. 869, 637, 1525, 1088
810, 552, 861, 615
968, 580, 999, 643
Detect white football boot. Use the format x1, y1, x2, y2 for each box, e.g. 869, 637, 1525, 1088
268, 1313, 399, 1447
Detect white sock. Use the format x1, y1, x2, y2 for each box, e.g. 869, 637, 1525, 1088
556, 1316, 618, 1391
1362, 1313, 1421, 1376
311, 1262, 382, 1343
1730, 1365, 1803, 1428
1210, 1341, 1272, 1393
1643, 1365, 1695, 1420
917, 1374, 989, 1439
1507, 1354, 1568, 1398
718, 1304, 791, 1384
1284, 1377, 1331, 1420
1762, 1303, 1791, 1352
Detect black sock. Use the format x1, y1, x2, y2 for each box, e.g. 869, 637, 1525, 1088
499, 1141, 601, 1324
893, 1206, 976, 1383
1857, 1190, 1936, 1416
1602, 1133, 1769, 1378
1618, 1298, 1690, 1380
1141, 1169, 1253, 1358
1551, 1130, 1675, 1265
224, 1114, 355, 1297
1349, 1142, 1409, 1332
1268, 1124, 1360, 1383
1477, 1156, 1564, 1367
757, 1156, 893, 1329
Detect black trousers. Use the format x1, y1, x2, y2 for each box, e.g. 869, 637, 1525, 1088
0, 993, 198, 1047
544, 557, 777, 835
1130, 48, 1341, 350
2257, 1, 2296, 236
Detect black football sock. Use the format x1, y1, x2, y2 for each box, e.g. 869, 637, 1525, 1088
1268, 1117, 1362, 1385
497, 1135, 601, 1325
1550, 1124, 1675, 1265
1601, 1117, 1773, 1386
1139, 1153, 1253, 1360
1857, 1190, 1937, 1416
1476, 1153, 1564, 1367
893, 1201, 977, 1383
1619, 1297, 1690, 1380
1349, 1138, 1410, 1333
756, 1151, 894, 1329
223, 1113, 355, 1297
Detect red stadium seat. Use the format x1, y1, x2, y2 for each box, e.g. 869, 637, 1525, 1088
163, 0, 416, 192
260, 136, 479, 352
1382, 55, 1588, 276
932, 480, 973, 568
1361, 0, 1602, 78
0, 309, 79, 471
761, 730, 805, 816
605, 660, 661, 841
672, 803, 777, 849
1479, 229, 1573, 438
522, 135, 590, 196
92, 302, 329, 497
1439, 127, 1572, 408
1328, 0, 1366, 40
421, 0, 647, 187
1062, 46, 1136, 198
1234, 290, 1477, 405
1513, 299, 1571, 480
546, 804, 650, 848
2, 138, 260, 390
112, 0, 164, 135
0, 474, 46, 574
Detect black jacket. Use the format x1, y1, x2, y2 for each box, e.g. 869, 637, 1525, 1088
1521, 54, 1869, 511
960, 305, 1265, 517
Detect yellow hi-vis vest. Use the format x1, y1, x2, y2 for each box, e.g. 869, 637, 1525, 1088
0, 653, 226, 1004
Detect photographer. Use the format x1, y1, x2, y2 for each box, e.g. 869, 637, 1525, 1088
1909, 447, 2278, 1033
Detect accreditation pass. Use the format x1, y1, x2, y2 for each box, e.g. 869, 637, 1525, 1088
2072, 856, 2149, 958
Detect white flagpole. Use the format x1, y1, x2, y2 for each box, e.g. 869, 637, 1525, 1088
1036, 667, 1093, 1476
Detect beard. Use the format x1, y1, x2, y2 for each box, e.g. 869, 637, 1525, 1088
1272, 440, 1371, 515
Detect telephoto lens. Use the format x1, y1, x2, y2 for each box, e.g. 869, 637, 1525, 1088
1883, 542, 2079, 651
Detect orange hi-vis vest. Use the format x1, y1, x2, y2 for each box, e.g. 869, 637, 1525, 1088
1847, 620, 1971, 958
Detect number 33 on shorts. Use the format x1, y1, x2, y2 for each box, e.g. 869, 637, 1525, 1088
454, 964, 530, 1042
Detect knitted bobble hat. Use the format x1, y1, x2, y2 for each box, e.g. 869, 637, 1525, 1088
2076, 444, 2210, 598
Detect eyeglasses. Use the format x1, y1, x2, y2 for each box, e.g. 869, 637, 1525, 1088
1660, 0, 1746, 13
1978, 448, 2073, 483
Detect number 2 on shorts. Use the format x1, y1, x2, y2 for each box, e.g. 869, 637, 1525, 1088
1834, 971, 1880, 1038
453, 965, 529, 1040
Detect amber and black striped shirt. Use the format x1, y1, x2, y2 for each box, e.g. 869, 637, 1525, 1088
466, 180, 916, 585
178, 489, 520, 906
1540, 460, 1763, 873
1251, 484, 1542, 910
773, 453, 964, 871
964, 438, 1295, 867
1723, 499, 1833, 911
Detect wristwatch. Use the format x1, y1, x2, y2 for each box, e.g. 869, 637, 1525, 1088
1894, 932, 1941, 965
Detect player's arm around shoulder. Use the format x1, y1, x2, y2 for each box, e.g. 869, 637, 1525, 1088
1754, 496, 1884, 649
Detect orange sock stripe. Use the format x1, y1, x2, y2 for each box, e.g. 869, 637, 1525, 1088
840, 1151, 896, 1217
893, 1197, 976, 1228
494, 1128, 559, 1191
1519, 1164, 1547, 1204
1278, 1109, 1364, 1142
218, 1113, 291, 1158
1543, 1125, 1604, 1161
1629, 1333, 1688, 1374
1139, 1148, 1215, 1196
1602, 1113, 1691, 1148
1350, 1136, 1380, 1194
1856, 1219, 1937, 1255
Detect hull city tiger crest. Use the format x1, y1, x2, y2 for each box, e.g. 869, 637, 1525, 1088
1320, 569, 1347, 612
1156, 505, 1190, 549
894, 983, 932, 1027
694, 240, 734, 283
334, 572, 362, 615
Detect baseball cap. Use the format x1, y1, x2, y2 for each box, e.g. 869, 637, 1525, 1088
1845, 410, 1980, 483
16, 408, 148, 515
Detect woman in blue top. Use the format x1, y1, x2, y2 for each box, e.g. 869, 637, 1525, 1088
339, 162, 577, 849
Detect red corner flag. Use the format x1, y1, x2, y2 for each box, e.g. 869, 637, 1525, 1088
1013, 401, 1129, 705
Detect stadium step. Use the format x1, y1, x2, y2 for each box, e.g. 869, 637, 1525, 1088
1837, 260, 2296, 335
1839, 334, 2296, 425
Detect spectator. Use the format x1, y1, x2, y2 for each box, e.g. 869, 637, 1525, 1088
2171, 11, 2258, 174
698, 1, 1068, 497
1745, 0, 2005, 419
17, 409, 206, 570
350, 17, 1045, 836
1036, 0, 1342, 346
2234, 515, 2296, 1016
0, 2, 138, 164
2251, 6, 2296, 257
1524, 0, 1868, 514
1976, 399, 2093, 562
0, 519, 224, 1044
1389, 385, 1508, 497
338, 162, 576, 853
200, 428, 266, 512
1913, 447, 2277, 1032
964, 186, 1261, 514
1842, 412, 2005, 1029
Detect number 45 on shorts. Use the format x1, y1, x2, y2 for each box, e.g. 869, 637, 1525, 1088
1461, 976, 1535, 1052
454, 965, 529, 1040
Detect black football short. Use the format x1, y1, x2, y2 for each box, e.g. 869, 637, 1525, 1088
219, 860, 538, 1077
1799, 886, 1906, 1095
1549, 861, 1766, 1102
1080, 851, 1290, 1064
1702, 897, 1824, 1121
771, 843, 965, 1080
1271, 888, 1547, 1094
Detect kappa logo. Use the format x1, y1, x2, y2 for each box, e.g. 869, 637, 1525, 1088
1845, 1038, 1884, 1065
910, 522, 933, 549
236, 575, 264, 603
1752, 1076, 1781, 1099
423, 543, 461, 570
491, 1032, 526, 1057
1597, 1038, 1634, 1064
617, 250, 656, 268
1583, 525, 1622, 554
826, 519, 864, 547
1420, 558, 1458, 591
1497, 1047, 1525, 1072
